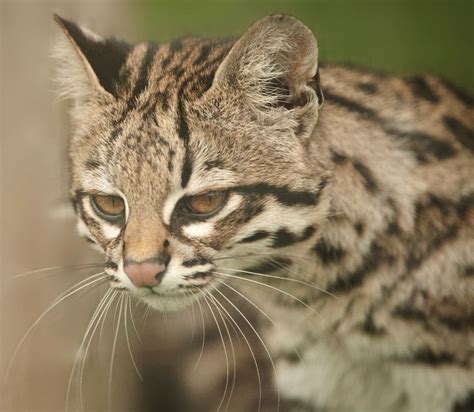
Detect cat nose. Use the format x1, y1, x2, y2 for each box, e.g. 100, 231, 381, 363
124, 258, 168, 288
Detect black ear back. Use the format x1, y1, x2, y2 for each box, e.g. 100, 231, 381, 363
54, 14, 132, 97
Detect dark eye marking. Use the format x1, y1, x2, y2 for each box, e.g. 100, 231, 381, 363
239, 230, 270, 243
182, 257, 211, 267
234, 181, 327, 207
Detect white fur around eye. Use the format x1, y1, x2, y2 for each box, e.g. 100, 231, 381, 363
183, 222, 214, 238
163, 189, 186, 225
82, 195, 121, 239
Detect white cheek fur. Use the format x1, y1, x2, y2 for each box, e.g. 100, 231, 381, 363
183, 222, 214, 238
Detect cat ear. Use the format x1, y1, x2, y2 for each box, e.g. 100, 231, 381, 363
213, 15, 323, 122
53, 14, 131, 100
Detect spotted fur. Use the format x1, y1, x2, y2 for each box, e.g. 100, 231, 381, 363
54, 14, 474, 411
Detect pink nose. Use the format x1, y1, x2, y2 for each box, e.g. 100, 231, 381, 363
124, 261, 167, 288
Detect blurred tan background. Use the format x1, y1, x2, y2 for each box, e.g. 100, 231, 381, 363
0, 0, 472, 411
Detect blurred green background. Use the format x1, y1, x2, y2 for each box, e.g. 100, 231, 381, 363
136, 0, 473, 92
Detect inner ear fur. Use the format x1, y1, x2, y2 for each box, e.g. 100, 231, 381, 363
213, 14, 323, 112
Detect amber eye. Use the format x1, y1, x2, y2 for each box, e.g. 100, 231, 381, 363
91, 194, 125, 220
183, 191, 227, 216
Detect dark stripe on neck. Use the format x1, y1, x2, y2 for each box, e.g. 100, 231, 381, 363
386, 129, 457, 162
352, 160, 379, 194
239, 230, 270, 243
444, 116, 474, 153
405, 75, 439, 102
324, 90, 378, 119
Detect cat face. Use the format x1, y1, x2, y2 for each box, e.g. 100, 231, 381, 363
55, 14, 329, 310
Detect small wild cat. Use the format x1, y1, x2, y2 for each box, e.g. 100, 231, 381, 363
53, 13, 473, 412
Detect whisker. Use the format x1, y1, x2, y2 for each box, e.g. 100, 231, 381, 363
12, 263, 103, 280
204, 291, 263, 412
191, 297, 207, 373
127, 295, 142, 343
77, 289, 117, 411
65, 288, 115, 411
108, 294, 124, 411
4, 272, 107, 383
214, 272, 342, 345
202, 294, 230, 412
210, 286, 280, 412
187, 292, 197, 344
219, 266, 339, 301
124, 296, 144, 382
216, 280, 302, 362
98, 289, 119, 358
209, 291, 238, 412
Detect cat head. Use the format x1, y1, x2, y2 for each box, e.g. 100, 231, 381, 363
54, 14, 330, 310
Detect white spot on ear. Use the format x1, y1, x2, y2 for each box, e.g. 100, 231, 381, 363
183, 222, 214, 239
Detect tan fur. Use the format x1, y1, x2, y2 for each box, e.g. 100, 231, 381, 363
55, 14, 474, 411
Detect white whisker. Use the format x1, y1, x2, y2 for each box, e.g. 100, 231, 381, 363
4, 272, 106, 383
202, 293, 230, 412
191, 297, 207, 373
210, 286, 280, 412
204, 291, 263, 412
108, 294, 124, 411
65, 288, 115, 411
220, 265, 339, 301
124, 295, 144, 382
12, 263, 103, 279
216, 279, 302, 362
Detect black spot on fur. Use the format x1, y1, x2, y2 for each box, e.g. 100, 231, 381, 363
85, 159, 101, 170
444, 116, 474, 153
352, 161, 379, 193
105, 261, 118, 270
240, 230, 270, 243
405, 75, 439, 102
272, 228, 297, 248
360, 310, 386, 335
326, 242, 386, 293
167, 149, 176, 172
182, 257, 211, 267
408, 349, 467, 367
462, 265, 474, 277
194, 43, 213, 67
330, 150, 348, 165
204, 159, 224, 170
183, 270, 212, 280
387, 128, 457, 162
272, 226, 315, 248
457, 192, 474, 218
325, 90, 378, 119
243, 257, 291, 275
130, 43, 158, 104
312, 239, 346, 264
354, 222, 365, 235
181, 151, 193, 188
357, 81, 378, 94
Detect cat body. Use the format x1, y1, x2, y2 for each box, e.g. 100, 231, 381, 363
54, 14, 474, 411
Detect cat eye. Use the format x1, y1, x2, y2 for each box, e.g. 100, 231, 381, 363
182, 191, 227, 217
91, 194, 125, 221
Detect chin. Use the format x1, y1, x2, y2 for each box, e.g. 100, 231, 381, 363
138, 288, 208, 312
